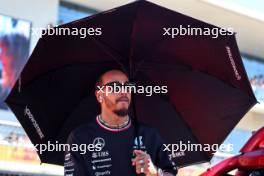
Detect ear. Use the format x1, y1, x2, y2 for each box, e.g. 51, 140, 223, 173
95, 90, 103, 103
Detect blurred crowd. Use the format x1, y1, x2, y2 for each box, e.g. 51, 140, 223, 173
250, 74, 264, 88
0, 131, 31, 147
249, 74, 264, 102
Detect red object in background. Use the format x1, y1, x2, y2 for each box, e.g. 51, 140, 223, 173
0, 39, 16, 89
0, 14, 31, 106
0, 34, 29, 89
201, 127, 264, 176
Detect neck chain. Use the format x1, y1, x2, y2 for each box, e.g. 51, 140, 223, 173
97, 114, 130, 130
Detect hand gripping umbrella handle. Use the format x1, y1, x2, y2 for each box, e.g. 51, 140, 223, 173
131, 92, 146, 176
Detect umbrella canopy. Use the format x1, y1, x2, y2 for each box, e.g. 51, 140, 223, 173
5, 0, 257, 167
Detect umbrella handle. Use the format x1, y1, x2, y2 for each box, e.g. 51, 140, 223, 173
130, 82, 146, 176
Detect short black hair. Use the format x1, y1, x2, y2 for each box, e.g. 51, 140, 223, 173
95, 69, 128, 90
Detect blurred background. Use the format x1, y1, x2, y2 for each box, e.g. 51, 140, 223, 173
0, 0, 263, 175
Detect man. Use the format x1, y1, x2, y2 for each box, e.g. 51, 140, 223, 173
64, 70, 177, 176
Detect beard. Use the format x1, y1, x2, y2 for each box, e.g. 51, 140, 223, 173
113, 108, 129, 117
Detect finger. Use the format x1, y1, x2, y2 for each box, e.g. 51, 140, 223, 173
132, 155, 146, 165
132, 152, 151, 168
132, 154, 142, 163
132, 155, 144, 166
134, 154, 149, 163
135, 159, 145, 168
135, 161, 150, 174
134, 152, 149, 161
135, 165, 142, 174
144, 157, 150, 164
135, 158, 150, 170
133, 150, 146, 156
133, 152, 151, 166
135, 164, 146, 174
144, 163, 150, 174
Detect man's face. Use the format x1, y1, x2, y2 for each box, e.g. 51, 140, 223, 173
97, 71, 131, 117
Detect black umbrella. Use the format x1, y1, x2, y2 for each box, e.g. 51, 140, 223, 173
5, 0, 257, 167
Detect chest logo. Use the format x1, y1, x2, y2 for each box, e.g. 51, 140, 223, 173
93, 137, 105, 149
134, 136, 143, 146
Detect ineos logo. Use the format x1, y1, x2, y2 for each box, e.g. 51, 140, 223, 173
24, 106, 44, 139
226, 46, 241, 81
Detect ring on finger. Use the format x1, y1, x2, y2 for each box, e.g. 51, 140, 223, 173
140, 167, 144, 173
